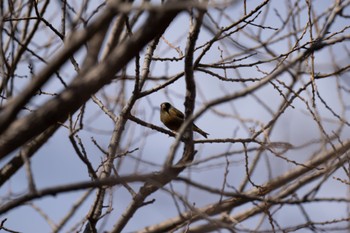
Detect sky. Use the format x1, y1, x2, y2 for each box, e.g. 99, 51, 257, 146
1, 0, 350, 232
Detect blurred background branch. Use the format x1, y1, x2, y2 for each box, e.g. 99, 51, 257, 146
0, 0, 350, 232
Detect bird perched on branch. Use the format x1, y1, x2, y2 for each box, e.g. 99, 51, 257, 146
160, 102, 209, 138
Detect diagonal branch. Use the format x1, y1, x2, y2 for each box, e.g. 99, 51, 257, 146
0, 3, 182, 159
138, 139, 350, 232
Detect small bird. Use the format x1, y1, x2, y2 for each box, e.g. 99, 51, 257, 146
160, 102, 209, 138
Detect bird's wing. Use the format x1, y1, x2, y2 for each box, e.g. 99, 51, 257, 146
171, 107, 185, 119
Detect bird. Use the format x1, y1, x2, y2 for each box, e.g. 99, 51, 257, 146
160, 102, 209, 138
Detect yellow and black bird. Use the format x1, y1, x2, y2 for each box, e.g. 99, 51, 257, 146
160, 102, 209, 138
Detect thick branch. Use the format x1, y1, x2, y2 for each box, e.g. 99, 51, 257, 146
0, 4, 181, 159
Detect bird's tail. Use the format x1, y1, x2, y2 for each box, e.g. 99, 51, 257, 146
193, 125, 209, 138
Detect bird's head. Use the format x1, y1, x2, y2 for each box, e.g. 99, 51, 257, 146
161, 102, 171, 113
